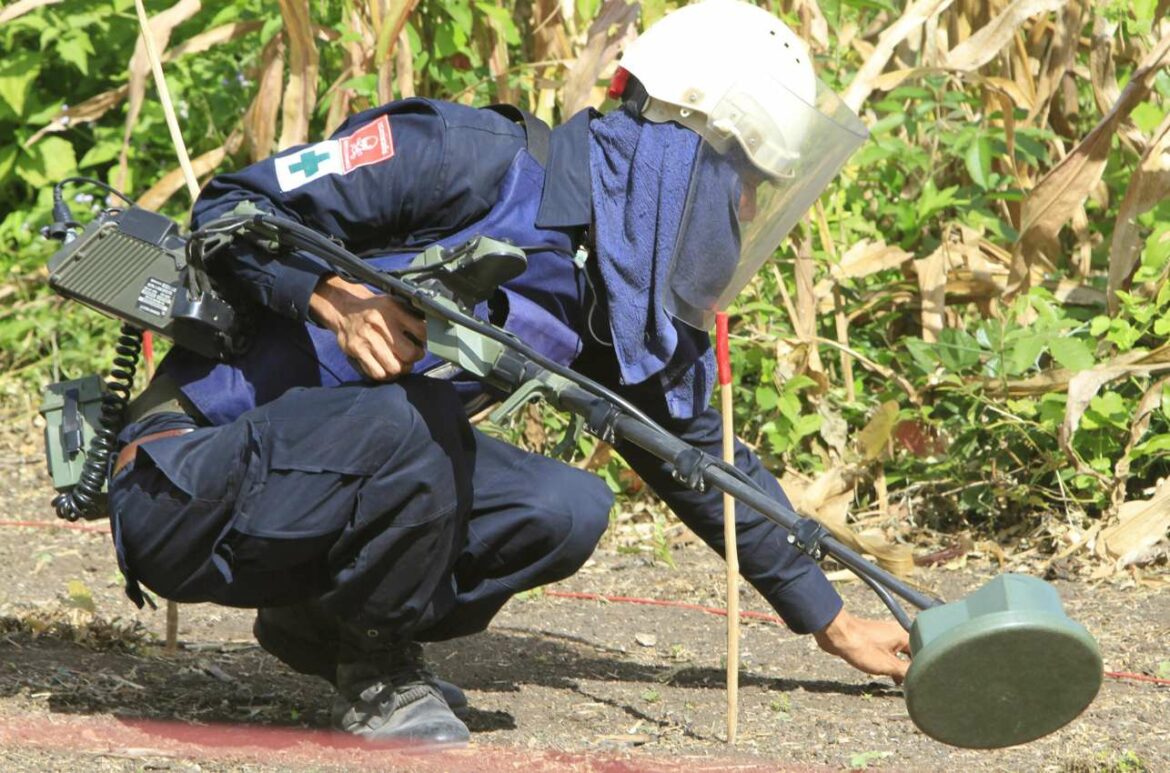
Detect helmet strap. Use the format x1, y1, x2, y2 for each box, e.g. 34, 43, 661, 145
616, 74, 650, 116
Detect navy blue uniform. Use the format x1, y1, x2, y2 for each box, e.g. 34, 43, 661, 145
111, 98, 839, 647
110, 100, 613, 644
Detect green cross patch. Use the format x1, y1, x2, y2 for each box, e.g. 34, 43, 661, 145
289, 148, 332, 178
276, 140, 345, 191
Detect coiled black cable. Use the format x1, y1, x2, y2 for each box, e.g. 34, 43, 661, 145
52, 324, 142, 521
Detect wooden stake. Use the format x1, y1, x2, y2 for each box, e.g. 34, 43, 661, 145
165, 598, 179, 652
715, 312, 739, 744
141, 331, 179, 652
134, 0, 200, 654
146, 329, 178, 654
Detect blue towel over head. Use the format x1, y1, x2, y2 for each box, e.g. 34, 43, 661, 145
588, 106, 718, 420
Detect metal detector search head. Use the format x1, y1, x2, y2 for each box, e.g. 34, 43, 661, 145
903, 574, 1102, 749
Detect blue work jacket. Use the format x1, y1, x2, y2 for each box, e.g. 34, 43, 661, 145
164, 98, 842, 634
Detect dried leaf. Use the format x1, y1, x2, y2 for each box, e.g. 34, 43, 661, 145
842, 0, 956, 112
25, 85, 129, 147
872, 69, 1035, 113
561, 0, 638, 116
997, 343, 1170, 397
595, 734, 652, 747
1088, 18, 1121, 117
914, 534, 973, 567
794, 232, 823, 373
829, 239, 912, 281
1042, 278, 1106, 307
1099, 479, 1170, 568
1061, 370, 1122, 457
481, 0, 516, 105
167, 20, 263, 60
199, 661, 235, 683
1108, 111, 1170, 313
523, 403, 546, 450
894, 419, 946, 457
1028, 0, 1084, 125
323, 8, 368, 136
855, 529, 916, 577
245, 36, 284, 163
1061, 348, 1170, 454
983, 73, 1034, 114
857, 400, 899, 462
942, 0, 1065, 73
0, 0, 62, 25
818, 403, 848, 455
869, 67, 927, 95
369, 0, 416, 106
1112, 376, 1170, 506
1086, 17, 1146, 152
577, 441, 612, 472
395, 30, 414, 101
1071, 203, 1092, 277
793, 0, 830, 52
531, 0, 570, 121
786, 463, 917, 577
1008, 30, 1170, 298
115, 0, 202, 193
914, 244, 947, 342
782, 469, 853, 537
277, 0, 319, 150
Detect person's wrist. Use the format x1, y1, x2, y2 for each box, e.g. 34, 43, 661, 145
309, 274, 366, 331
813, 608, 855, 653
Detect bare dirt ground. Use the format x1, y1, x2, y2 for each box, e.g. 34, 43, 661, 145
0, 424, 1167, 772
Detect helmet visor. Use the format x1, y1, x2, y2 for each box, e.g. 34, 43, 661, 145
664, 78, 868, 329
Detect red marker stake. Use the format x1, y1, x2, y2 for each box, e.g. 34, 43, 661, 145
716, 312, 738, 744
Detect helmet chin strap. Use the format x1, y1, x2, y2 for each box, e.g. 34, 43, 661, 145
613, 71, 651, 117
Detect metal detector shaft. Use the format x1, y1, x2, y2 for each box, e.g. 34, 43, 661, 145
480, 339, 940, 627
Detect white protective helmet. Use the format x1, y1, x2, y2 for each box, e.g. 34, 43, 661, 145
613, 0, 869, 329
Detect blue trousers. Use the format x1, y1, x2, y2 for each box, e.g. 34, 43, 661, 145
109, 379, 612, 641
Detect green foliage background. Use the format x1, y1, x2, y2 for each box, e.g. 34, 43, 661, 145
1, 0, 1168, 541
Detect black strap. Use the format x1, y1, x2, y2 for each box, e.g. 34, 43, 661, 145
486, 103, 552, 166
60, 387, 83, 456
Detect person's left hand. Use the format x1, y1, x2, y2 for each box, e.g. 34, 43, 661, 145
813, 607, 911, 684
309, 274, 427, 381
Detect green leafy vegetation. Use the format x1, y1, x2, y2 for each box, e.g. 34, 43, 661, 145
1, 1, 1167, 554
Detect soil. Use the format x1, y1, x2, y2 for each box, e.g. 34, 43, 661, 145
0, 420, 1166, 772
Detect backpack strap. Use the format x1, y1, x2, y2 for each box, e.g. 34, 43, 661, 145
485, 103, 552, 166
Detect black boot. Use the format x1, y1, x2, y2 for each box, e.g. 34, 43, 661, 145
333, 628, 469, 746
253, 604, 339, 684
253, 605, 470, 715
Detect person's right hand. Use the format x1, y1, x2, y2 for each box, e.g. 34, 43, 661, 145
813, 608, 911, 684
309, 274, 427, 381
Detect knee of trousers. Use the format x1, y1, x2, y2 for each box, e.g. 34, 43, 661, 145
536, 468, 614, 577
